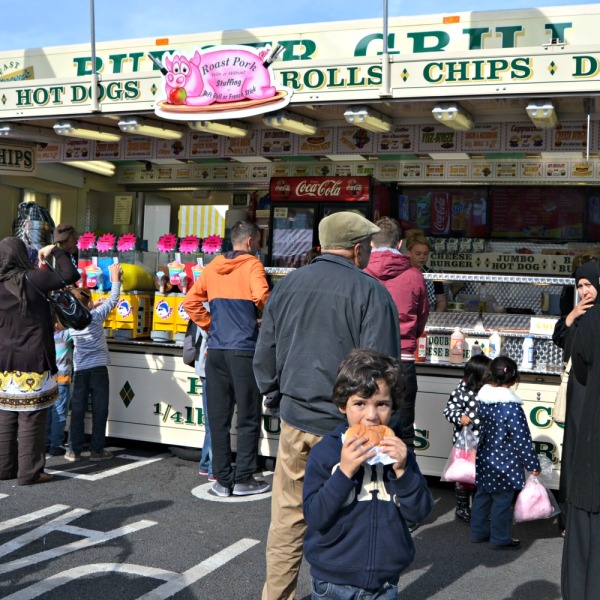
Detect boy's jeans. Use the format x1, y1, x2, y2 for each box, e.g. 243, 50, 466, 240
69, 366, 109, 454
46, 383, 70, 448
311, 578, 397, 599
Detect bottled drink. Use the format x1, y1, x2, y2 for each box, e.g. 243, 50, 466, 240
471, 340, 482, 356
415, 332, 428, 363
521, 335, 534, 369
488, 331, 502, 359
478, 283, 488, 314
450, 327, 465, 365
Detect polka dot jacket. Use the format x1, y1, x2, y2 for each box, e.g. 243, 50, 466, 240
444, 381, 482, 444
475, 384, 541, 493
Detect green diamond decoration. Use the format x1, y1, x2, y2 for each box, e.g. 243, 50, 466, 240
150, 84, 158, 95
548, 61, 557, 75
1, 95, 6, 105
119, 381, 135, 408
401, 68, 409, 82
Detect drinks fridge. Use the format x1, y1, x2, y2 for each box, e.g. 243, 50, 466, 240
267, 176, 390, 268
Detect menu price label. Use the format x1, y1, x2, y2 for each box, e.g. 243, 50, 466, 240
114, 195, 133, 225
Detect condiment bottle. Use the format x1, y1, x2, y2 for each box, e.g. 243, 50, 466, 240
471, 340, 482, 356
488, 331, 502, 359
521, 335, 534, 369
450, 327, 465, 365
415, 332, 428, 363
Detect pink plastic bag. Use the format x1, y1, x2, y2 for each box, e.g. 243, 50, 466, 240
514, 474, 561, 523
441, 427, 477, 484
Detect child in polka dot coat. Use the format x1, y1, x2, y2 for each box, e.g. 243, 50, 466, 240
443, 354, 491, 523
470, 356, 541, 550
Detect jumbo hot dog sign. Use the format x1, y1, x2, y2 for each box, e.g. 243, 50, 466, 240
153, 44, 292, 121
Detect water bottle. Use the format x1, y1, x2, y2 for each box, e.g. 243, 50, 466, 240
450, 327, 465, 365
521, 335, 534, 369
471, 340, 482, 356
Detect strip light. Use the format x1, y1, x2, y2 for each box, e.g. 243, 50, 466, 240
188, 120, 249, 138
262, 110, 318, 136
54, 121, 121, 143
0, 123, 61, 145
118, 117, 184, 140
432, 103, 474, 131
63, 160, 116, 177
343, 106, 392, 133
526, 100, 558, 129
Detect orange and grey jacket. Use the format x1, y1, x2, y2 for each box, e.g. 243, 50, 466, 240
183, 251, 270, 351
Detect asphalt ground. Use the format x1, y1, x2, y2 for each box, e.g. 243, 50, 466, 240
0, 439, 564, 600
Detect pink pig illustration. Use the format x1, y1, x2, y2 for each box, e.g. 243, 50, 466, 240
164, 48, 277, 107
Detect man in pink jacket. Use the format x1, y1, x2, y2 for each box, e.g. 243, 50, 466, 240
364, 217, 429, 449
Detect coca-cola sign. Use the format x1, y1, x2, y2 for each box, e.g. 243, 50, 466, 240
270, 176, 371, 202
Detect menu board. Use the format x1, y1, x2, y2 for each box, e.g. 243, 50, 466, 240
490, 186, 585, 240
397, 187, 488, 237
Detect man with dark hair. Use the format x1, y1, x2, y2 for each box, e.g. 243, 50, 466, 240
365, 216, 429, 449
184, 221, 271, 497
254, 211, 400, 600
53, 224, 79, 267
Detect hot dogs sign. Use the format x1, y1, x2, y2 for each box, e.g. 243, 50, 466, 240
152, 44, 292, 121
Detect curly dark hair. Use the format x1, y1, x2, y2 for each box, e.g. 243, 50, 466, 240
484, 356, 520, 387
332, 348, 404, 410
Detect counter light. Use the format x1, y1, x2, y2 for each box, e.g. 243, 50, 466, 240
118, 117, 184, 140
432, 103, 474, 132
262, 110, 318, 136
188, 120, 249, 138
526, 100, 558, 129
0, 123, 61, 145
343, 106, 392, 133
54, 121, 122, 143
63, 160, 116, 177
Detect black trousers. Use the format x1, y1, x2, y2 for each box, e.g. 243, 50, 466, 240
0, 408, 48, 485
205, 349, 262, 488
398, 361, 418, 448
562, 504, 600, 600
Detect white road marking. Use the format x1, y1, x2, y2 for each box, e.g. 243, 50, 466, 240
0, 508, 156, 575
46, 452, 171, 481
2, 538, 260, 600
191, 471, 273, 503
0, 505, 69, 533
0, 493, 8, 500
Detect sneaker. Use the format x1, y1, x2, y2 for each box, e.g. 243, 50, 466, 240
491, 539, 521, 550
198, 470, 209, 476
64, 451, 80, 462
208, 476, 217, 482
90, 450, 113, 462
406, 521, 420, 533
232, 478, 271, 496
47, 446, 66, 457
210, 482, 232, 497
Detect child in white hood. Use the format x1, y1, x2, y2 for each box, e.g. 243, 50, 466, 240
470, 356, 540, 550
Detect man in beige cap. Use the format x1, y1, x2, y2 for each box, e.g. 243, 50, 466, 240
53, 224, 79, 267
254, 211, 400, 600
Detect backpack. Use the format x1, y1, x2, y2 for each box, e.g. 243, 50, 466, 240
182, 320, 203, 367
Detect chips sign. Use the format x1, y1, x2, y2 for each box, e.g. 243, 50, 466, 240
0, 143, 35, 174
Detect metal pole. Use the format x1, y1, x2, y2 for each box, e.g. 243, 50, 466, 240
90, 0, 99, 111
380, 0, 392, 97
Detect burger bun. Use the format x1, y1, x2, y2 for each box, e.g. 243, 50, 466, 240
346, 424, 394, 445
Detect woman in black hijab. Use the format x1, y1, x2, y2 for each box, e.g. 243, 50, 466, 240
0, 237, 79, 485
561, 259, 600, 599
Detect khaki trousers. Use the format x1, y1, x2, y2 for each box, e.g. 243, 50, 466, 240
262, 420, 322, 600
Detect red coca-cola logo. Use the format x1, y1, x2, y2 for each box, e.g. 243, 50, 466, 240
431, 195, 450, 234
295, 179, 342, 197
345, 178, 363, 196
273, 179, 291, 195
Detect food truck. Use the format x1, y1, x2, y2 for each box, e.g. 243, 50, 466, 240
4, 3, 600, 487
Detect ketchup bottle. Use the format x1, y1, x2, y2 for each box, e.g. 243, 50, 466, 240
415, 332, 428, 363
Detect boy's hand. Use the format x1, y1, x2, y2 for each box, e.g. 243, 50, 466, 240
340, 435, 375, 479
379, 435, 408, 477
109, 263, 123, 282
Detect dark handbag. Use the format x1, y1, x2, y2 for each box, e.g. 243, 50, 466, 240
26, 260, 92, 330
182, 319, 202, 366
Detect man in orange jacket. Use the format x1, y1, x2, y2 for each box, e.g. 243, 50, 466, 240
184, 221, 271, 497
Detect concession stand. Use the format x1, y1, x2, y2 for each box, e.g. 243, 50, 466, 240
5, 3, 600, 486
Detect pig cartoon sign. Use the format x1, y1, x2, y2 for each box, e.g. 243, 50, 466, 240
153, 44, 292, 121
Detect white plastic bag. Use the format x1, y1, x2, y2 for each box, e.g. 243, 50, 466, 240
441, 427, 477, 484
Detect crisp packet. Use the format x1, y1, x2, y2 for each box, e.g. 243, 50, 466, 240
341, 429, 396, 466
